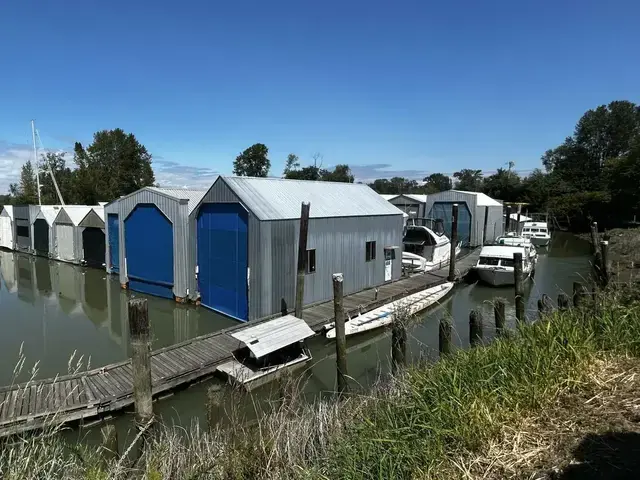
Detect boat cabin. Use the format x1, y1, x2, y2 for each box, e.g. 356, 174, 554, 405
477, 245, 533, 269
403, 219, 448, 257
522, 222, 549, 237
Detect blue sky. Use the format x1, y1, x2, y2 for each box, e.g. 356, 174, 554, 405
1, 0, 638, 192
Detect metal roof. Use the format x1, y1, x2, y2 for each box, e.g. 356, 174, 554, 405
34, 205, 63, 225
403, 194, 428, 203
0, 205, 13, 220
147, 187, 209, 215
61, 206, 93, 226
480, 245, 526, 259
380, 194, 398, 201
506, 213, 533, 222
222, 177, 404, 220
451, 190, 502, 207
230, 315, 314, 358
93, 205, 105, 221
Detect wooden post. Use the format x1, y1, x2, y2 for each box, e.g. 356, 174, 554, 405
600, 240, 610, 286
482, 205, 490, 245
558, 293, 570, 311
280, 298, 288, 317
505, 205, 512, 232
439, 317, 452, 356
206, 386, 224, 431
590, 222, 599, 254
516, 204, 522, 235
295, 202, 311, 319
391, 320, 407, 374
128, 298, 153, 428
494, 298, 506, 336
332, 273, 348, 394
469, 310, 483, 347
100, 423, 119, 463
447, 203, 458, 282
513, 252, 525, 323
573, 281, 584, 307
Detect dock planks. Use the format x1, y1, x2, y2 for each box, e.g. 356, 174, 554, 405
0, 249, 479, 437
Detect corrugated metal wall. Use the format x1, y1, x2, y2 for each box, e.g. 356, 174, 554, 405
197, 179, 261, 315
110, 190, 191, 298
389, 197, 425, 218
473, 205, 504, 244
425, 191, 490, 246
13, 206, 31, 251
104, 201, 120, 274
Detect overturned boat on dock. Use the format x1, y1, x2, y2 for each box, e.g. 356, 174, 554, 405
216, 315, 314, 391
325, 281, 454, 338
402, 219, 461, 274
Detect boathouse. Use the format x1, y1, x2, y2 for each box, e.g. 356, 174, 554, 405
105, 187, 209, 301
423, 190, 503, 247
52, 205, 106, 267
0, 206, 14, 250
194, 176, 404, 322
381, 194, 428, 219
31, 205, 63, 257
13, 205, 35, 253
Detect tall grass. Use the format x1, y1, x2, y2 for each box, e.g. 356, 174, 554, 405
2, 286, 640, 479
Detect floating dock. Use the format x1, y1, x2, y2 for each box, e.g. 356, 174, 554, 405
0, 249, 480, 437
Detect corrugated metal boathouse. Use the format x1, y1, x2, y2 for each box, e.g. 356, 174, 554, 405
52, 205, 107, 267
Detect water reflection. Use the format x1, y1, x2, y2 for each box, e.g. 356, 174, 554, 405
0, 250, 236, 384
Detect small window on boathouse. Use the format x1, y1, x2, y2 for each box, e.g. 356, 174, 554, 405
366, 241, 376, 262
306, 249, 316, 274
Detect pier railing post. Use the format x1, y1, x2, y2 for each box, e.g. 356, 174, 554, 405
494, 298, 506, 336
600, 240, 610, 287
516, 205, 522, 235
439, 317, 452, 356
469, 310, 483, 347
513, 252, 525, 323
448, 203, 459, 282
391, 320, 407, 374
295, 202, 311, 319
483, 205, 489, 245
590, 222, 599, 254
332, 273, 348, 394
505, 205, 512, 233
128, 298, 153, 430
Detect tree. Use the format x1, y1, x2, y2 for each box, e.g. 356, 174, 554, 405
283, 153, 300, 176
233, 143, 270, 177
321, 164, 354, 183
39, 152, 75, 204
453, 169, 483, 191
482, 168, 522, 203
9, 160, 38, 204
423, 173, 452, 193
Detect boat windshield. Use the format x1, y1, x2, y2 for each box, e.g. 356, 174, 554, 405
501, 258, 515, 267
478, 257, 500, 266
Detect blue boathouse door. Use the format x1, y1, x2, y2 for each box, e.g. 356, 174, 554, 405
107, 214, 120, 273
197, 203, 248, 321
124, 204, 174, 299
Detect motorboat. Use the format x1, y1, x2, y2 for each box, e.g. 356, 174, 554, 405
475, 244, 536, 287
520, 221, 552, 247
216, 315, 314, 391
402, 219, 461, 273
325, 281, 454, 337
495, 233, 538, 263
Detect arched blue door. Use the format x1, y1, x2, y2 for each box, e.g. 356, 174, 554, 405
108, 214, 119, 273
125, 204, 174, 299
197, 203, 248, 321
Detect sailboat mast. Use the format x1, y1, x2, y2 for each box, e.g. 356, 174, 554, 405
32, 120, 42, 205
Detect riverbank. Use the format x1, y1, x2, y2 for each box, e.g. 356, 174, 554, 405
601, 227, 640, 282
4, 284, 640, 479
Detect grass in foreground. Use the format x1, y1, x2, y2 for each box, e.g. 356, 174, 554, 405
2, 286, 640, 479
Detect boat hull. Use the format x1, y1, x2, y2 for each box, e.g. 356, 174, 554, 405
529, 236, 551, 247
476, 267, 532, 287
217, 353, 311, 392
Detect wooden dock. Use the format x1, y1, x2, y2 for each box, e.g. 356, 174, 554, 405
0, 249, 480, 437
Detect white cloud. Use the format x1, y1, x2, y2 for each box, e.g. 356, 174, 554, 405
152, 159, 220, 189
349, 163, 428, 183
0, 143, 35, 194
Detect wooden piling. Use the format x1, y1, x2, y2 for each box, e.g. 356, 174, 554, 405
295, 202, 311, 319
448, 203, 459, 282
573, 282, 584, 307
590, 222, 599, 254
391, 321, 407, 374
100, 423, 118, 463
483, 205, 490, 245
516, 205, 522, 235
332, 273, 348, 394
469, 310, 483, 347
505, 205, 512, 232
439, 317, 452, 356
128, 298, 153, 428
600, 240, 610, 286
558, 293, 570, 311
513, 252, 525, 323
494, 298, 506, 336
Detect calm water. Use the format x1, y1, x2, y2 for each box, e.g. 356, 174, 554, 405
0, 233, 592, 443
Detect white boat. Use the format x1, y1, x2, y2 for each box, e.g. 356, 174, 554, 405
475, 244, 536, 287
520, 221, 551, 247
325, 281, 454, 338
495, 234, 538, 263
402, 219, 460, 273
216, 315, 314, 391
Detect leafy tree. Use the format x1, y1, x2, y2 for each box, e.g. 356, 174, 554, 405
482, 168, 522, 203
368, 177, 421, 194
322, 164, 354, 183
9, 160, 38, 204
283, 153, 300, 176
285, 165, 321, 181
453, 169, 483, 191
423, 173, 452, 193
233, 143, 270, 177
39, 152, 75, 204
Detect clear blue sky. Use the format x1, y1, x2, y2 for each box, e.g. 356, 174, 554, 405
1, 0, 639, 191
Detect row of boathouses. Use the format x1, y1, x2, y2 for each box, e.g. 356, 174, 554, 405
1, 177, 505, 323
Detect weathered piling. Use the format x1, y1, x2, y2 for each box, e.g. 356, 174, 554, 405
469, 310, 483, 347
128, 298, 153, 428
295, 202, 311, 319
439, 317, 452, 356
513, 252, 525, 323
206, 386, 224, 431
448, 203, 459, 282
332, 273, 348, 394
516, 205, 522, 235
494, 298, 506, 336
483, 205, 490, 245
100, 423, 119, 463
600, 240, 610, 286
573, 281, 585, 307
391, 320, 407, 374
590, 222, 599, 254
505, 205, 512, 232
537, 294, 553, 318
558, 293, 570, 311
